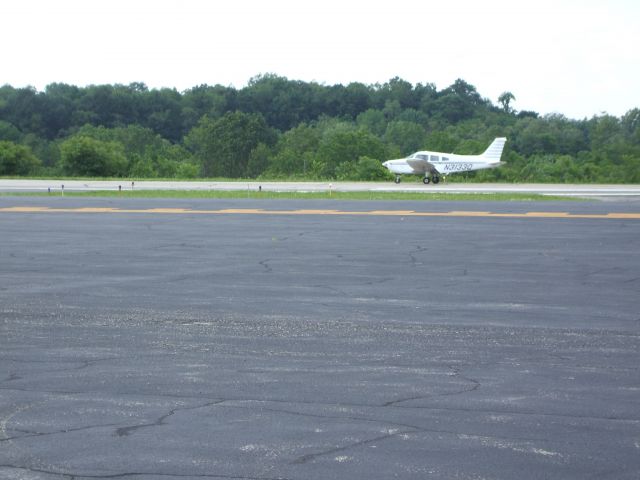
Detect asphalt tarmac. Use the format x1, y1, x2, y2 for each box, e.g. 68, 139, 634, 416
1, 197, 639, 479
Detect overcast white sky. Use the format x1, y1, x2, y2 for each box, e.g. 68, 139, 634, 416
3, 0, 639, 119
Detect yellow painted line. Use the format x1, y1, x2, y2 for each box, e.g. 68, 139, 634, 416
607, 213, 640, 219
525, 211, 570, 217
74, 207, 119, 213
139, 208, 191, 214
366, 210, 415, 216
1, 206, 51, 212
1, 206, 640, 219
287, 209, 342, 215
446, 211, 493, 216
213, 208, 266, 214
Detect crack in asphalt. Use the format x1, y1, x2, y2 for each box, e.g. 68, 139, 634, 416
579, 266, 639, 286
312, 284, 348, 297
1, 423, 120, 442
622, 276, 640, 283
73, 474, 291, 480
1, 386, 639, 423
259, 404, 555, 444
585, 467, 640, 480
231, 403, 423, 434
3, 373, 22, 382
115, 401, 224, 437
290, 429, 413, 465
0, 396, 579, 478
0, 357, 117, 384
382, 365, 481, 407
362, 276, 394, 286
0, 465, 292, 480
407, 245, 428, 267
179, 399, 557, 445
0, 400, 48, 443
1, 394, 634, 477
382, 394, 430, 407
450, 366, 482, 393
258, 259, 273, 273
585, 266, 624, 277
0, 465, 75, 479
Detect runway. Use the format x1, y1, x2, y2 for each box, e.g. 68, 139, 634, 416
2, 178, 640, 197
1, 197, 639, 479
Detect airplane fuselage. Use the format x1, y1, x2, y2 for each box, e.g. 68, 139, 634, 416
383, 153, 497, 175
382, 138, 506, 184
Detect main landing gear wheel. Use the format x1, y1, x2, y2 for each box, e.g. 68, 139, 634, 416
422, 177, 430, 184
432, 176, 440, 184
394, 176, 401, 184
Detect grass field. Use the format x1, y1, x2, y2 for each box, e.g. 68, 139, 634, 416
1, 189, 577, 202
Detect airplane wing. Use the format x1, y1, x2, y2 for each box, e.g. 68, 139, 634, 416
406, 158, 440, 175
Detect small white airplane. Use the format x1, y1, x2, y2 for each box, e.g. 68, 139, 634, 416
382, 137, 507, 184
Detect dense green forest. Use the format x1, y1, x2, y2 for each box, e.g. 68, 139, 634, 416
0, 75, 638, 182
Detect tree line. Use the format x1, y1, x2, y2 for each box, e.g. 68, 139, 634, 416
0, 74, 638, 182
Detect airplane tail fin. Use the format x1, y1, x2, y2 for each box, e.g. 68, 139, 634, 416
482, 137, 507, 163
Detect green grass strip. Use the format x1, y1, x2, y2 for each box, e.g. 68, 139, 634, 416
1, 190, 578, 201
